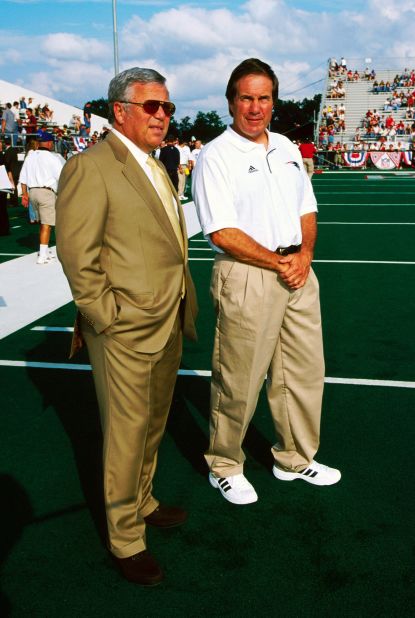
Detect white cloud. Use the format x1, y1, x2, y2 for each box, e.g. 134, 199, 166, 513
41, 33, 110, 61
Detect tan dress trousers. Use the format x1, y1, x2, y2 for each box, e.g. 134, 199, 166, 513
82, 312, 182, 559
205, 255, 325, 477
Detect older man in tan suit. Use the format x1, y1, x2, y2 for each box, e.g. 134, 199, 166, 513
56, 67, 197, 586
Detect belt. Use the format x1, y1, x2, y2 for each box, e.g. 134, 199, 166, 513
30, 186, 55, 193
275, 244, 301, 256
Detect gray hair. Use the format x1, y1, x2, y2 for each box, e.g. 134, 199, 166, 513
107, 67, 166, 124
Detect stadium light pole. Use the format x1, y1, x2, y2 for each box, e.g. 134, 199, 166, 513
112, 0, 120, 75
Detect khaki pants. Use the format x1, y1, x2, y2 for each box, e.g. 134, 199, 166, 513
178, 166, 188, 196
205, 256, 324, 476
82, 313, 182, 558
302, 157, 315, 179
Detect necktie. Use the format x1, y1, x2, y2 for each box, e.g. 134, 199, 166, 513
147, 156, 184, 256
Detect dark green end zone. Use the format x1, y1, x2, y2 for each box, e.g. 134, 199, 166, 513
1, 172, 415, 616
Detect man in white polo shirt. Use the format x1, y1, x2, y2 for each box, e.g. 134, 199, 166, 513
192, 58, 341, 506
19, 132, 65, 264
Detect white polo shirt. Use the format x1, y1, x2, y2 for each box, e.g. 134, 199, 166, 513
192, 126, 317, 252
19, 149, 66, 192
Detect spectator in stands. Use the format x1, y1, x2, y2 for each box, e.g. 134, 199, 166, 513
1, 103, 19, 146
24, 108, 37, 136
19, 97, 27, 109
40, 103, 53, 121
83, 101, 92, 136
396, 120, 405, 135
11, 101, 20, 123
69, 114, 81, 132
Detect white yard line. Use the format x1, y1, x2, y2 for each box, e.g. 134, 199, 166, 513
0, 359, 413, 389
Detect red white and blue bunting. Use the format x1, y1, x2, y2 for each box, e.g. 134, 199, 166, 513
342, 152, 368, 167
402, 151, 413, 166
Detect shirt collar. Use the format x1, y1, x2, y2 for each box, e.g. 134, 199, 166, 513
111, 128, 150, 166
226, 125, 276, 153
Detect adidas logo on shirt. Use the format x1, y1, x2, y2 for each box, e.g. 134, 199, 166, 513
248, 165, 258, 173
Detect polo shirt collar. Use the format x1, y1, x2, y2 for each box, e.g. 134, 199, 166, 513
226, 125, 275, 152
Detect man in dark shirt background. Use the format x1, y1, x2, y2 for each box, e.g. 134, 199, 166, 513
159, 134, 180, 191
3, 136, 21, 206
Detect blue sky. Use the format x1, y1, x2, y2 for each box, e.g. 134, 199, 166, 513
2, 0, 414, 121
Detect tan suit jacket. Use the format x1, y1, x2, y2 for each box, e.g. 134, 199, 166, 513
56, 131, 197, 353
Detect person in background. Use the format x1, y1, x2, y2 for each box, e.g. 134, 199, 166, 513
23, 138, 40, 224
158, 134, 180, 191
19, 132, 65, 263
298, 138, 317, 178
0, 141, 10, 236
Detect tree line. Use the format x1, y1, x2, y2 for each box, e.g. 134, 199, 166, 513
89, 94, 321, 143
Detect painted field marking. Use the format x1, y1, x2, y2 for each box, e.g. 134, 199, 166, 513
188, 258, 415, 264
319, 203, 415, 206
0, 253, 27, 256
1, 359, 414, 389
318, 222, 415, 225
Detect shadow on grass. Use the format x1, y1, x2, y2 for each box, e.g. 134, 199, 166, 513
25, 337, 107, 549
0, 474, 34, 618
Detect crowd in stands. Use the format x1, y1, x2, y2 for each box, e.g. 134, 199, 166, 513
328, 57, 376, 98
0, 96, 111, 154
318, 59, 415, 159
359, 108, 415, 142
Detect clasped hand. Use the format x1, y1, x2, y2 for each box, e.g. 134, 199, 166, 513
277, 251, 312, 289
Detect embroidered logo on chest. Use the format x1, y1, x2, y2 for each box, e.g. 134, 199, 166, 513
248, 165, 259, 173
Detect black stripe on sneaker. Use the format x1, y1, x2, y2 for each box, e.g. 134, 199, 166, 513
310, 471, 318, 478
218, 478, 231, 492
302, 468, 313, 476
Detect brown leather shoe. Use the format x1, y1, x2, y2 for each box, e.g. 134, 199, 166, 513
114, 550, 163, 586
144, 504, 187, 528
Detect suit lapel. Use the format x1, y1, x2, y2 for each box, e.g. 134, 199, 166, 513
106, 132, 184, 258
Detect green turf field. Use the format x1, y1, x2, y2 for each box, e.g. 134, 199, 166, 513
1, 171, 415, 617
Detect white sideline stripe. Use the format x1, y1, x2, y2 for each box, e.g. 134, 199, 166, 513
189, 258, 415, 264
315, 260, 415, 264
31, 326, 74, 332
319, 203, 415, 206
0, 202, 201, 340
0, 359, 414, 388
188, 247, 212, 251
318, 191, 415, 194
0, 253, 27, 256
319, 222, 415, 225
190, 239, 208, 243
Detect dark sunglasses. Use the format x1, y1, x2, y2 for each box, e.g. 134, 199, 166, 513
118, 99, 176, 117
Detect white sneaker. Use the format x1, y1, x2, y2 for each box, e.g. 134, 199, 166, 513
273, 460, 341, 486
179, 195, 186, 200
37, 254, 56, 265
209, 472, 258, 505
